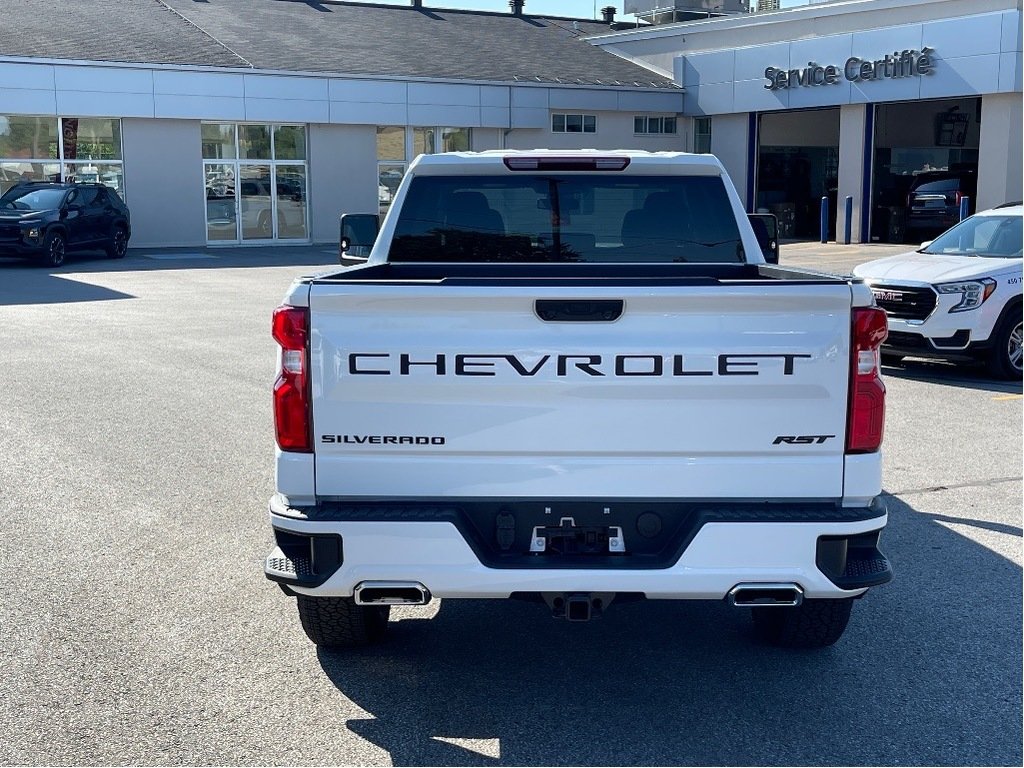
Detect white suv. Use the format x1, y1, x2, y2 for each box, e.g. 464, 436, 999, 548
854, 204, 1023, 378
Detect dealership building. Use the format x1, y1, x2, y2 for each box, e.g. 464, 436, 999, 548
0, 0, 1020, 248
593, 0, 1023, 243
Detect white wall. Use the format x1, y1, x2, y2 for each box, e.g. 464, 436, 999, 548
591, 3, 1021, 116
471, 128, 503, 151
709, 113, 751, 205
504, 111, 686, 151
308, 124, 377, 244
592, 0, 1018, 69
977, 92, 1024, 210
0, 59, 681, 130
837, 104, 868, 243
121, 118, 206, 248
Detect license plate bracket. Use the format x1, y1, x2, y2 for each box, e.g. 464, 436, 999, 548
529, 517, 626, 555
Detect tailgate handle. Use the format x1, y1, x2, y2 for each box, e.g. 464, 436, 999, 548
535, 299, 623, 322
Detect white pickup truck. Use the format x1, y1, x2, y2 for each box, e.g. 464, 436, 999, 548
265, 150, 892, 650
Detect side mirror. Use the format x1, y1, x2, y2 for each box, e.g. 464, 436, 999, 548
748, 213, 779, 264
339, 212, 380, 262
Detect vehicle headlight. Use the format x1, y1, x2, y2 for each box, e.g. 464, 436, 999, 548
25, 227, 41, 240
936, 278, 996, 312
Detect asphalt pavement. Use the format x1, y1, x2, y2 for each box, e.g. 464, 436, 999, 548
0, 243, 1019, 766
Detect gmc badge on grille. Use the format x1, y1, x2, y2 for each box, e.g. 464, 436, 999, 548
873, 290, 903, 302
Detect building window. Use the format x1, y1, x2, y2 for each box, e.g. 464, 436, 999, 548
202, 122, 308, 243
0, 115, 124, 198
552, 113, 597, 134
694, 117, 712, 154
377, 125, 472, 212
378, 125, 406, 213
634, 116, 678, 135
440, 127, 471, 152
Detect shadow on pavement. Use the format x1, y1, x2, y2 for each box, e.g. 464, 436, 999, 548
0, 246, 337, 276
882, 358, 1023, 395
0, 267, 134, 305
316, 493, 1021, 766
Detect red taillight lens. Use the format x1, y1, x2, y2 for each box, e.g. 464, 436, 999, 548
954, 190, 963, 205
272, 306, 311, 452
847, 307, 888, 454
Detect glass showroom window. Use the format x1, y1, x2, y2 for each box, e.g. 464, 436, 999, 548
634, 116, 678, 135
377, 126, 472, 213
552, 113, 597, 134
694, 117, 712, 154
0, 115, 123, 197
201, 123, 308, 243
378, 126, 406, 214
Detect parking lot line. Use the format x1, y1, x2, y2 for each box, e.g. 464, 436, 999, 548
992, 394, 1024, 401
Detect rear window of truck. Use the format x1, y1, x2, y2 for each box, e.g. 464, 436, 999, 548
388, 174, 745, 263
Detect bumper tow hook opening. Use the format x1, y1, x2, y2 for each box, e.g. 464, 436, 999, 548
727, 583, 804, 607
354, 581, 431, 606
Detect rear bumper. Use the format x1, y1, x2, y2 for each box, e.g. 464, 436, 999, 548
265, 495, 891, 600
907, 211, 958, 231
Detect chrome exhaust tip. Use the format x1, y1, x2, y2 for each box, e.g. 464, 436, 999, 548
727, 583, 804, 607
354, 581, 431, 606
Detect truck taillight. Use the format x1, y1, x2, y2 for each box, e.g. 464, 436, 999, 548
272, 306, 311, 452
846, 307, 888, 454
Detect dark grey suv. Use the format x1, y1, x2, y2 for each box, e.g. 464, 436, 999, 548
0, 182, 131, 267
906, 170, 977, 240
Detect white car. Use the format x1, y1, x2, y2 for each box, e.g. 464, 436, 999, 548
853, 204, 1023, 379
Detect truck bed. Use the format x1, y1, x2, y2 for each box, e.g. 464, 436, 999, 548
311, 261, 849, 286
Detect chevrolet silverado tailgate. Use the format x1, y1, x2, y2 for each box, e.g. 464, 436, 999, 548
308, 279, 852, 499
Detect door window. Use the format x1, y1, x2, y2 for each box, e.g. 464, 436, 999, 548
205, 162, 237, 242
276, 166, 307, 239
73, 187, 98, 207
239, 165, 273, 241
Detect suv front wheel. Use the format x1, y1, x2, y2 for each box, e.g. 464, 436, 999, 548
40, 230, 66, 268
988, 306, 1023, 380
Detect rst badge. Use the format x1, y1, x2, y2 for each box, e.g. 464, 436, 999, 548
773, 435, 836, 445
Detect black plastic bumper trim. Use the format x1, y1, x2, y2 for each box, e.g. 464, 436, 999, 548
269, 496, 886, 572
264, 527, 343, 588
816, 528, 893, 589
885, 330, 994, 360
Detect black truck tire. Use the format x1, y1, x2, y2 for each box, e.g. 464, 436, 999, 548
296, 595, 389, 649
751, 598, 854, 648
